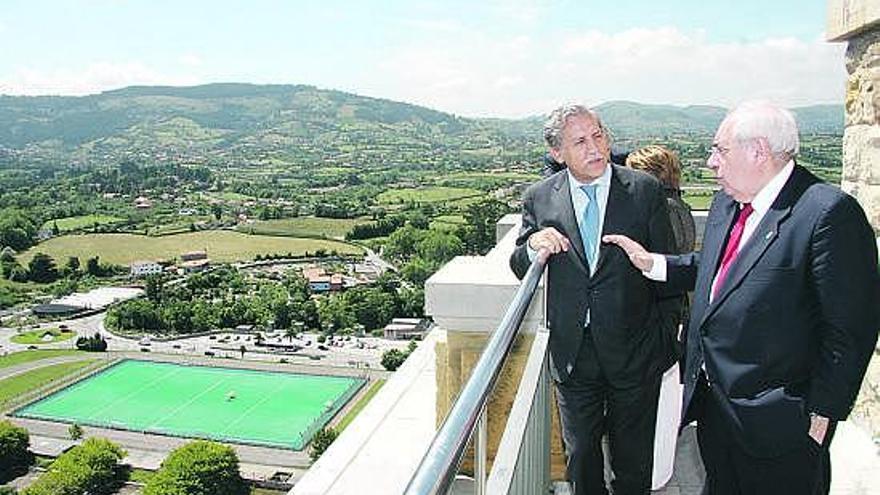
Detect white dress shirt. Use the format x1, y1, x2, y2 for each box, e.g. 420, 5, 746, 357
528, 163, 612, 275
646, 160, 795, 304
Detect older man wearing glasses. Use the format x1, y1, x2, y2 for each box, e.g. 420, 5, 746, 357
604, 101, 880, 495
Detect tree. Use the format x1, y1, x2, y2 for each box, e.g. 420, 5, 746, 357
211, 203, 223, 221
344, 286, 396, 331
380, 348, 407, 371
309, 427, 338, 462
145, 275, 165, 303
416, 230, 464, 265
21, 437, 125, 495
68, 424, 83, 440
400, 256, 437, 286
86, 257, 101, 277
460, 198, 510, 255
317, 295, 355, 334
75, 333, 107, 352
0, 209, 37, 251
0, 420, 31, 481
398, 287, 425, 317
143, 441, 247, 495
27, 253, 58, 283
384, 225, 426, 261
63, 256, 80, 276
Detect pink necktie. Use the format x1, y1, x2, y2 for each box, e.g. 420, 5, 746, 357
713, 204, 754, 299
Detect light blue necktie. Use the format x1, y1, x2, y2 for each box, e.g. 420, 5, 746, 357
579, 184, 600, 271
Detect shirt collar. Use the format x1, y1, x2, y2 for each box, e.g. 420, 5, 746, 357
747, 160, 794, 216
567, 163, 612, 194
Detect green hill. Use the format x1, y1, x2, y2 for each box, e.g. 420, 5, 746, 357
0, 84, 842, 169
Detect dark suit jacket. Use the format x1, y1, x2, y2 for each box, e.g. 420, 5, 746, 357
667, 165, 880, 457
510, 165, 681, 387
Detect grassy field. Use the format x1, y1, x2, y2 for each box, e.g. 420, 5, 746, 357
16, 360, 364, 450
441, 171, 540, 181
18, 230, 363, 265
429, 215, 466, 232
236, 216, 371, 239
0, 359, 99, 407
11, 328, 76, 345
41, 214, 125, 232
682, 191, 715, 210
203, 191, 255, 201
336, 379, 386, 432
377, 186, 483, 204
0, 350, 82, 369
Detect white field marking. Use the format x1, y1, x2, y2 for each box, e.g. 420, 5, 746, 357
85, 364, 184, 423
147, 374, 231, 430
215, 378, 290, 440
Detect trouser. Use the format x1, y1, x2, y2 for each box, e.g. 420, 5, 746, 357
695, 377, 834, 495
555, 332, 662, 495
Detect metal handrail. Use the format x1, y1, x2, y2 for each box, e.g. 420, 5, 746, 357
404, 249, 549, 495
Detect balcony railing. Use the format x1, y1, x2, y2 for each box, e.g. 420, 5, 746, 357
404, 249, 550, 495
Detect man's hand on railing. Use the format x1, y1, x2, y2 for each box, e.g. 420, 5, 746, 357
527, 227, 571, 255
602, 234, 655, 272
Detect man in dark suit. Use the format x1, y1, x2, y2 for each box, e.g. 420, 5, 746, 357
604, 101, 880, 494
509, 105, 681, 494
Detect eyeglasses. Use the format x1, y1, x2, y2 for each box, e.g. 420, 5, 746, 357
709, 144, 731, 157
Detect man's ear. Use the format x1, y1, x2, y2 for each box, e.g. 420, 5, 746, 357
549, 147, 564, 164
753, 137, 772, 160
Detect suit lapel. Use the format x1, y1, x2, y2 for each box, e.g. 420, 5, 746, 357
551, 173, 590, 274
596, 166, 632, 276
696, 196, 737, 329
709, 206, 790, 309
699, 166, 807, 325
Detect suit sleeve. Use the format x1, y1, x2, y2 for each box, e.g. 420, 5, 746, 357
665, 252, 700, 293
646, 185, 685, 328
806, 195, 880, 420
510, 189, 538, 280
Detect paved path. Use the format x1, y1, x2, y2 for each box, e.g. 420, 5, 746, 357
0, 355, 101, 381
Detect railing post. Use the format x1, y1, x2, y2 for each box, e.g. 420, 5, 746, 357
476, 404, 487, 495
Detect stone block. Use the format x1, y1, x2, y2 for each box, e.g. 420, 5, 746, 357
845, 68, 879, 126
828, 0, 880, 42
845, 25, 880, 73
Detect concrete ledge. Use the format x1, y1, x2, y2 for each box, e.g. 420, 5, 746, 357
426, 221, 544, 333
290, 330, 441, 495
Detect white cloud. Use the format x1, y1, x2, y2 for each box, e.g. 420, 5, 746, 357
0, 62, 202, 96
367, 26, 845, 117
397, 18, 463, 32
178, 54, 204, 67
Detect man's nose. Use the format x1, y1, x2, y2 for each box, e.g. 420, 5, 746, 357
706, 154, 719, 170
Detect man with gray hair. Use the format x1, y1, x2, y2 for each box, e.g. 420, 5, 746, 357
510, 104, 681, 494
604, 101, 880, 494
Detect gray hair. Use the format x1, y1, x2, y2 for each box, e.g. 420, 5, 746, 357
727, 101, 799, 159
543, 104, 610, 149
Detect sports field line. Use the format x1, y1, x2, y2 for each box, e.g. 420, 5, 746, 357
86, 364, 183, 422
217, 379, 289, 438
147, 375, 230, 431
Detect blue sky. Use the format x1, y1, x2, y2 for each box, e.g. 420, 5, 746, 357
0, 1, 842, 117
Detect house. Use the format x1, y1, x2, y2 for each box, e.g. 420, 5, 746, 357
181, 251, 208, 262
383, 318, 430, 340
180, 258, 209, 273
134, 196, 152, 209
302, 267, 344, 293
130, 261, 163, 278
